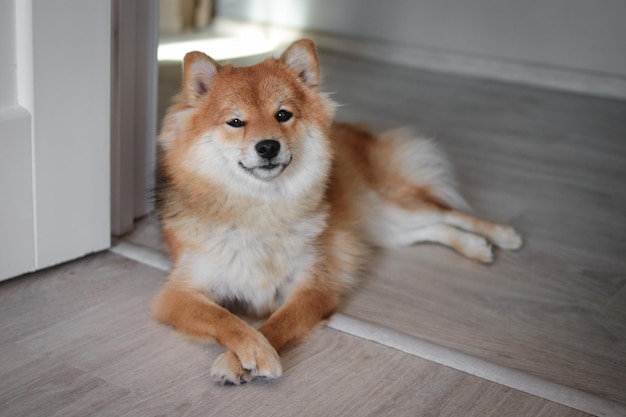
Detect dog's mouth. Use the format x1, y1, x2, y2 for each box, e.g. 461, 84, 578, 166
238, 157, 293, 181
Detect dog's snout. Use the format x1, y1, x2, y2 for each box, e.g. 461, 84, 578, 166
255, 139, 280, 160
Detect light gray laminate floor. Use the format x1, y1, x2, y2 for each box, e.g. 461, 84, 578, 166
1, 46, 625, 416
320, 51, 626, 405
0, 253, 596, 417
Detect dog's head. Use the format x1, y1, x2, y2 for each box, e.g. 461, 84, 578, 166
160, 39, 336, 200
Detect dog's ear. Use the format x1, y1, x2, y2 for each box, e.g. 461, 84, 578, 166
183, 51, 221, 103
280, 39, 320, 88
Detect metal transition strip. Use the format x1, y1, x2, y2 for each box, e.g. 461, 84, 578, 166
110, 241, 626, 417
110, 240, 170, 271
327, 314, 625, 417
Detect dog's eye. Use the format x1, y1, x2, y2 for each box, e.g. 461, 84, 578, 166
226, 118, 246, 128
275, 110, 293, 123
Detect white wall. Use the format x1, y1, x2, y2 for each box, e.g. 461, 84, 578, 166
217, 0, 626, 79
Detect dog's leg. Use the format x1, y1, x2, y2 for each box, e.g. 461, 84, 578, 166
152, 280, 282, 385
396, 223, 495, 263
441, 209, 523, 250
367, 199, 521, 262
258, 281, 339, 353
212, 267, 340, 384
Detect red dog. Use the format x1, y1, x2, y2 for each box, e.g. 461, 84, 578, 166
152, 39, 522, 385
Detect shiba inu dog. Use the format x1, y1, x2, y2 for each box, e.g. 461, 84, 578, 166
152, 39, 522, 385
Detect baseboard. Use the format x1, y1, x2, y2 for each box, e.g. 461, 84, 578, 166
213, 18, 626, 101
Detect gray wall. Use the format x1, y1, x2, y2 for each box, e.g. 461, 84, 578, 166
217, 0, 626, 78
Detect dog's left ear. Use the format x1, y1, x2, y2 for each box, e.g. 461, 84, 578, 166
280, 39, 320, 88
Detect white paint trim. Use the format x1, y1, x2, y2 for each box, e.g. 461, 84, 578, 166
110, 240, 626, 417
213, 18, 626, 101
15, 0, 38, 267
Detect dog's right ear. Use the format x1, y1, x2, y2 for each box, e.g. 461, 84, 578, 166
280, 39, 320, 88
183, 51, 220, 103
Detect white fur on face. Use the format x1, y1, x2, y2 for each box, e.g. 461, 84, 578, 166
186, 125, 331, 202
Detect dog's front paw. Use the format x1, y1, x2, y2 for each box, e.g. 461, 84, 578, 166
211, 351, 252, 386
211, 337, 282, 385
237, 334, 282, 380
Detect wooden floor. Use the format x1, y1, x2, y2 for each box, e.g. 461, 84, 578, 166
1, 45, 625, 416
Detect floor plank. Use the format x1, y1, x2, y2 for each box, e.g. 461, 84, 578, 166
0, 344, 131, 417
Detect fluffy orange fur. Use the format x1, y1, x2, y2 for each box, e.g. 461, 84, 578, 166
152, 39, 522, 385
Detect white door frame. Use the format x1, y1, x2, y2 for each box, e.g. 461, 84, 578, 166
1, 0, 158, 280
1, 0, 112, 281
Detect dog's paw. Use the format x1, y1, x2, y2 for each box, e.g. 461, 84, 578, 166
211, 337, 282, 386
211, 351, 252, 386
237, 335, 282, 380
461, 234, 494, 264
492, 225, 523, 250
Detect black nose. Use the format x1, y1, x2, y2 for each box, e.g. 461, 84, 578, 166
255, 139, 280, 160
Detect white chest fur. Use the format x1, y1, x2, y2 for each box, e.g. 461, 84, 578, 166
179, 212, 327, 316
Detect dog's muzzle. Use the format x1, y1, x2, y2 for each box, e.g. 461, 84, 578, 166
238, 139, 292, 181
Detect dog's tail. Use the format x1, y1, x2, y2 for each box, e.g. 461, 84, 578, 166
374, 127, 470, 211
